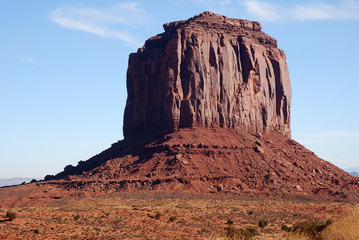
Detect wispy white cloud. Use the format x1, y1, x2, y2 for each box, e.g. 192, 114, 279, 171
292, 1, 359, 21
49, 2, 148, 46
240, 0, 279, 22
191, 0, 359, 22
239, 0, 359, 22
15, 54, 39, 65
294, 131, 359, 146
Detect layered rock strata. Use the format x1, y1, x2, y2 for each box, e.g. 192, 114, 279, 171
124, 11, 291, 139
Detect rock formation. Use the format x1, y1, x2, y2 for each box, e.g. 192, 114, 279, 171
18, 12, 358, 203
124, 11, 291, 139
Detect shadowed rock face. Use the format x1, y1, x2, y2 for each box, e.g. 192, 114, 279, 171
124, 11, 291, 139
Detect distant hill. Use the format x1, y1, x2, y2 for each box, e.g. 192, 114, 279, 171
0, 178, 34, 187
344, 167, 359, 177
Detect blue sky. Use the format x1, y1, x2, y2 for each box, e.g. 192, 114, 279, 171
1, 0, 358, 178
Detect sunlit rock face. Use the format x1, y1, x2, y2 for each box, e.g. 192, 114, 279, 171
123, 11, 291, 139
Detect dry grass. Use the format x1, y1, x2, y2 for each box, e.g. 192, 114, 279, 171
320, 206, 359, 240
284, 232, 310, 240
0, 192, 357, 239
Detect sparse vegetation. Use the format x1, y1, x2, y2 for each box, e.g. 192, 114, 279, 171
34, 229, 40, 234
154, 212, 161, 220
6, 210, 16, 221
282, 219, 333, 239
0, 193, 357, 239
320, 207, 359, 240
147, 212, 162, 220
284, 232, 311, 240
73, 214, 80, 220
168, 216, 177, 222
282, 224, 291, 232
223, 226, 258, 240
290, 221, 327, 239
227, 218, 234, 225
258, 219, 268, 228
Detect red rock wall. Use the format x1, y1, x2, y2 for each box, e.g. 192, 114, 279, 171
123, 12, 291, 139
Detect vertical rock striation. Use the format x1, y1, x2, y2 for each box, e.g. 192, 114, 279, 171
124, 11, 291, 139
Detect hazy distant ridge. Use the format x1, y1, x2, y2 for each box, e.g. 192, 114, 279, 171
0, 178, 34, 187
344, 167, 359, 177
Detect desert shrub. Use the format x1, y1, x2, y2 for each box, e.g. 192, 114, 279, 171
73, 214, 80, 220
282, 220, 332, 239
168, 216, 177, 222
247, 210, 254, 215
291, 221, 326, 239
6, 210, 16, 221
148, 212, 162, 220
224, 226, 258, 240
227, 219, 234, 225
320, 207, 359, 240
154, 212, 161, 220
282, 224, 291, 232
258, 219, 268, 228
34, 229, 40, 234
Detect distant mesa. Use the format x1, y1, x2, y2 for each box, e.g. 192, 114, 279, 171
13, 12, 359, 201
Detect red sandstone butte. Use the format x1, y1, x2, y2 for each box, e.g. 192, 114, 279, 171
2, 12, 358, 207
124, 11, 291, 139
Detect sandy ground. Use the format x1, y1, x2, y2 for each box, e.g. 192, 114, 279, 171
0, 192, 357, 239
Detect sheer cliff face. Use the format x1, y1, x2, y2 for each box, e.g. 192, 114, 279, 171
124, 12, 291, 139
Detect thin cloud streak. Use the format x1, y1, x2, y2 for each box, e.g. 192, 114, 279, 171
49, 2, 148, 46
240, 0, 279, 22
238, 0, 359, 22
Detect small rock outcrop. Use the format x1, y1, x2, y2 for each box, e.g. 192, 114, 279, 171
124, 11, 291, 139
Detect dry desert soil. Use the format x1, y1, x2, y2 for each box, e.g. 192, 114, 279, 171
0, 191, 358, 240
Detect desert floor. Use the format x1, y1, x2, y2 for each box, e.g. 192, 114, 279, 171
0, 192, 357, 239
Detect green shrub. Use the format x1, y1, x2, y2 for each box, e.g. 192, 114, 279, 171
227, 218, 234, 225
258, 219, 268, 228
148, 212, 162, 220
154, 212, 161, 220
6, 210, 16, 221
281, 224, 291, 232
288, 220, 332, 239
224, 226, 258, 240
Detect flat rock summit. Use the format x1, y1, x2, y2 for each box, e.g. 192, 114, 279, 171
124, 11, 291, 139
1, 12, 358, 206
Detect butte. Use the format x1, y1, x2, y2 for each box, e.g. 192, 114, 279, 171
3, 12, 359, 203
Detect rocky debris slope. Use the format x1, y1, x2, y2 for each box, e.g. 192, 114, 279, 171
46, 128, 358, 200
124, 11, 291, 139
